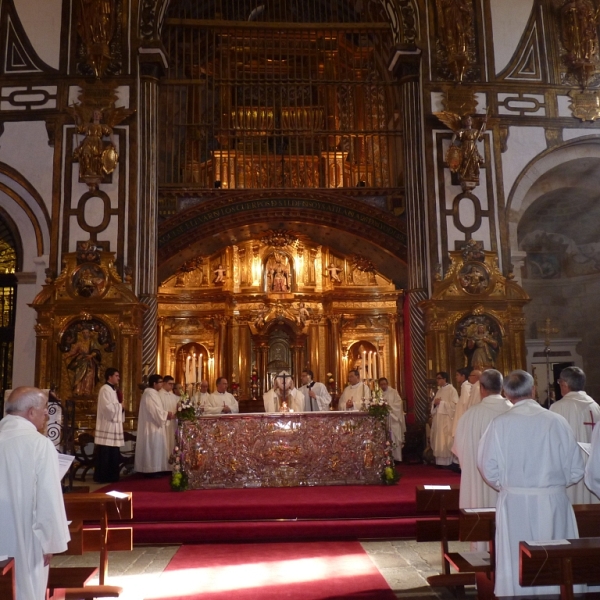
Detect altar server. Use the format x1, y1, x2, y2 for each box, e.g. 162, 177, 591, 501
550, 366, 600, 503
135, 375, 174, 476
451, 367, 472, 437
205, 377, 239, 414
430, 372, 458, 466
159, 375, 179, 456
378, 377, 406, 461
478, 370, 584, 597
299, 369, 331, 411
192, 380, 211, 408
339, 369, 371, 411
0, 387, 70, 600
263, 371, 304, 413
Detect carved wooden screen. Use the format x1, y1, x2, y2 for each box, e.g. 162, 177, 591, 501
159, 0, 401, 190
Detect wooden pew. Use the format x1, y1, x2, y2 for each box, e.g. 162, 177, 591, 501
0, 557, 16, 600
520, 537, 600, 600
415, 484, 476, 595
63, 492, 133, 585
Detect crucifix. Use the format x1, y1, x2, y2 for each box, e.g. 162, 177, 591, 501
539, 318, 560, 408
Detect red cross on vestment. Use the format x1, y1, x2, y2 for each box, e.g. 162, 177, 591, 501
584, 410, 596, 430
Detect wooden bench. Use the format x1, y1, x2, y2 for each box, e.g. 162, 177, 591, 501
0, 557, 16, 600
520, 537, 600, 600
415, 484, 476, 596
63, 492, 133, 585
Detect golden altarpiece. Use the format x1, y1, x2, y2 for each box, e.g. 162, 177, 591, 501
157, 231, 403, 402
30, 245, 145, 425
420, 241, 530, 391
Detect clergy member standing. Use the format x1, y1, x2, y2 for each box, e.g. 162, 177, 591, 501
339, 369, 371, 411
430, 372, 458, 467
134, 374, 174, 476
379, 377, 406, 461
158, 375, 179, 457
467, 369, 481, 408
452, 369, 511, 509
0, 387, 70, 600
93, 367, 125, 483
263, 372, 305, 412
192, 380, 211, 408
550, 366, 600, 504
299, 369, 331, 411
205, 377, 239, 414
478, 370, 584, 598
585, 417, 600, 497
451, 367, 472, 437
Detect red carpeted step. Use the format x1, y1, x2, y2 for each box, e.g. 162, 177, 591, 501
130, 517, 418, 544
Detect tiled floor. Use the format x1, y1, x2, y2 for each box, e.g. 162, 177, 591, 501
50, 540, 476, 599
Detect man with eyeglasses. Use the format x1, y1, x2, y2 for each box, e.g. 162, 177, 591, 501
159, 375, 179, 458
430, 371, 459, 467
135, 374, 175, 477
550, 366, 600, 504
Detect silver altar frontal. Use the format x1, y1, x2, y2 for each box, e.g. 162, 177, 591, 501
177, 412, 388, 489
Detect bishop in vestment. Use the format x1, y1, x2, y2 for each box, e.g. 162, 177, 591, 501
0, 388, 70, 600
478, 370, 584, 598
263, 372, 304, 413
430, 372, 458, 466
135, 375, 174, 474
550, 366, 600, 504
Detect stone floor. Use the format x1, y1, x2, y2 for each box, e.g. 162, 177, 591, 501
51, 539, 477, 599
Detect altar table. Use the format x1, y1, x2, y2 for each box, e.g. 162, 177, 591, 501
177, 412, 388, 489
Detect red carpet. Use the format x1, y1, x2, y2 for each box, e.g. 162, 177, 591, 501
145, 542, 396, 600
97, 464, 459, 544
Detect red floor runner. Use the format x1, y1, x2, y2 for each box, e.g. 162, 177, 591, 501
145, 542, 396, 600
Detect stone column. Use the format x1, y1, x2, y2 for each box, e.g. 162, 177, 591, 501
389, 47, 429, 422
137, 58, 164, 376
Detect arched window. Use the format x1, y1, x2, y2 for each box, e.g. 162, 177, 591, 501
0, 210, 19, 410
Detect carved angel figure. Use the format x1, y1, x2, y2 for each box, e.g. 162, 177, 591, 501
67, 104, 133, 190
435, 112, 488, 190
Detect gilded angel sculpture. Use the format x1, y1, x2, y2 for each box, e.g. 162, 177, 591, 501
67, 104, 133, 190
434, 111, 488, 191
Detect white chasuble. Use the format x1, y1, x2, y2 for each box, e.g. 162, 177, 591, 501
430, 384, 458, 465
381, 387, 406, 461
135, 387, 169, 473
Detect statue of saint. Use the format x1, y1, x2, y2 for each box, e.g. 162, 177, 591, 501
466, 324, 498, 369
437, 0, 472, 59
296, 302, 310, 327
65, 328, 102, 396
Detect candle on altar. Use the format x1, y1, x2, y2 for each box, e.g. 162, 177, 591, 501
191, 353, 196, 384
362, 350, 367, 380
186, 355, 192, 386
373, 352, 378, 382
199, 353, 203, 382
367, 351, 372, 381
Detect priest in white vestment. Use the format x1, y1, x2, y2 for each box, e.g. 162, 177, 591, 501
339, 369, 371, 411
478, 370, 584, 598
135, 375, 174, 475
0, 388, 70, 600
467, 370, 481, 408
263, 372, 304, 413
192, 380, 211, 408
299, 369, 331, 411
585, 419, 600, 497
430, 372, 458, 466
550, 366, 600, 504
158, 376, 179, 457
379, 378, 406, 461
205, 377, 239, 414
453, 369, 511, 509
451, 368, 472, 437
94, 368, 124, 483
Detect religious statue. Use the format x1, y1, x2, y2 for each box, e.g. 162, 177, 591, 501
77, 0, 117, 77
266, 253, 291, 293
295, 302, 310, 328
73, 264, 106, 297
263, 371, 304, 413
466, 324, 498, 369
459, 263, 489, 294
435, 0, 473, 82
327, 263, 342, 282
67, 104, 133, 190
213, 264, 226, 283
65, 328, 102, 396
254, 303, 267, 330
435, 112, 488, 190
560, 0, 600, 86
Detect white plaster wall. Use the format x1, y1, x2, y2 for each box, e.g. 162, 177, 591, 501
12, 281, 40, 387
13, 0, 63, 69
0, 121, 54, 215
490, 0, 534, 74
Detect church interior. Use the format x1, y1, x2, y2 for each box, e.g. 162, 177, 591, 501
2, 0, 600, 597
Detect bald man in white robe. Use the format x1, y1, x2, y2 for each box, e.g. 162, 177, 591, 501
550, 366, 600, 504
0, 387, 70, 600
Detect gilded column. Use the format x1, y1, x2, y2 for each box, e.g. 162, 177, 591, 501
329, 314, 341, 391
137, 58, 164, 376
389, 47, 429, 422
231, 316, 240, 384
217, 316, 229, 379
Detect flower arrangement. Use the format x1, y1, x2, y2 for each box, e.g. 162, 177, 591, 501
176, 393, 195, 421
382, 440, 401, 485
169, 445, 188, 491
366, 395, 390, 422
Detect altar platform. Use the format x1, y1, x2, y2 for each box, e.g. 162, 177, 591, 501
97, 464, 460, 545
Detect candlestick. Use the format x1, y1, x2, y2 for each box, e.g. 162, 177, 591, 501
373, 352, 378, 382
362, 350, 366, 380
